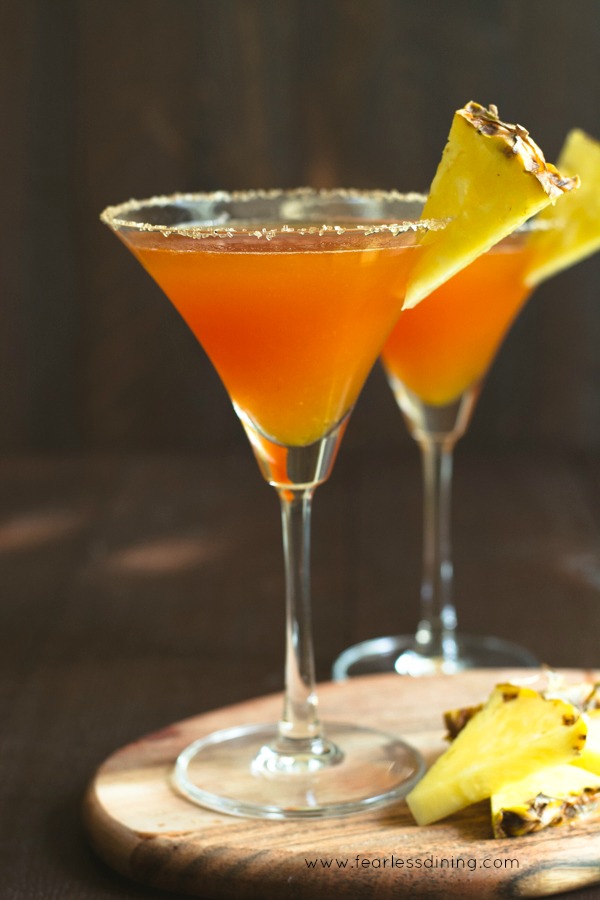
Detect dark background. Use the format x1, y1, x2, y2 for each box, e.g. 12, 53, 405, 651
3, 0, 600, 457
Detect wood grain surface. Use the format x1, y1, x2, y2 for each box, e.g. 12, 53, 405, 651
1, 453, 599, 898
84, 669, 600, 899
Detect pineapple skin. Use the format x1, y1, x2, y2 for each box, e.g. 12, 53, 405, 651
443, 703, 482, 740
406, 684, 587, 827
492, 764, 600, 838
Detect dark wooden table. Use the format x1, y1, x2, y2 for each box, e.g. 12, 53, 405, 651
2, 447, 600, 899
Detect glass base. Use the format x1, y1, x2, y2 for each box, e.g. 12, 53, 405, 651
173, 721, 424, 820
332, 633, 539, 679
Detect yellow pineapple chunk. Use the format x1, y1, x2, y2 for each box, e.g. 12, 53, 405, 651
406, 683, 586, 826
404, 101, 578, 309
492, 764, 600, 838
572, 711, 600, 775
526, 129, 600, 286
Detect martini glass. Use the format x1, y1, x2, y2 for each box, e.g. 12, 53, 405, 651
333, 227, 541, 679
100, 188, 444, 819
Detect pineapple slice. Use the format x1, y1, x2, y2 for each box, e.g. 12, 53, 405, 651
406, 683, 586, 826
573, 710, 600, 775
538, 678, 600, 776
404, 101, 578, 309
444, 679, 600, 778
526, 129, 600, 286
492, 764, 600, 838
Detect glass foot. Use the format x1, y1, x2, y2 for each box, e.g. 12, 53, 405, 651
332, 633, 539, 680
173, 721, 424, 820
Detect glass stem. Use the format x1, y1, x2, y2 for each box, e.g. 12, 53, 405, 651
277, 487, 324, 747
415, 437, 458, 661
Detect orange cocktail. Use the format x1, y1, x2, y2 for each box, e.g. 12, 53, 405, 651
333, 231, 540, 680
130, 233, 420, 447
381, 232, 533, 407
102, 190, 437, 820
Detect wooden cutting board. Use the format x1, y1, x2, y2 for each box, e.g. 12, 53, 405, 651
84, 668, 600, 899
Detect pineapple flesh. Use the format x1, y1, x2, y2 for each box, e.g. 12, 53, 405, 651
404, 101, 579, 309
541, 677, 600, 776
573, 711, 600, 775
492, 763, 600, 838
443, 679, 600, 779
526, 129, 600, 287
406, 683, 587, 827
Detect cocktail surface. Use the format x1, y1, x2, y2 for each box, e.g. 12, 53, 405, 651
382, 234, 534, 406
129, 231, 421, 446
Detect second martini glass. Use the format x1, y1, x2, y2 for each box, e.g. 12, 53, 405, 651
101, 188, 444, 819
333, 226, 541, 678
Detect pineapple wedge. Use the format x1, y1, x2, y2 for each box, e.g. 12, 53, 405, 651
404, 101, 578, 309
406, 683, 586, 826
573, 710, 600, 775
492, 764, 600, 838
443, 677, 600, 778
526, 129, 600, 286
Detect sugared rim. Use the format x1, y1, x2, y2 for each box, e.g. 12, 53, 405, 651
100, 187, 445, 239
